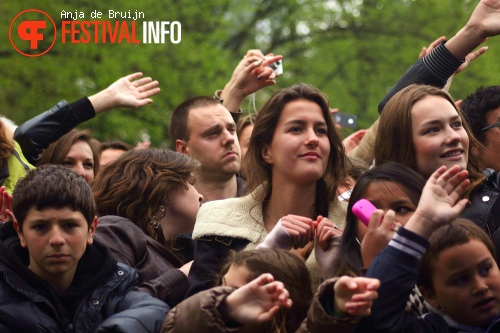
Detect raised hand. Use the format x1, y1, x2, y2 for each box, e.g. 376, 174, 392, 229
221, 49, 266, 98
465, 0, 500, 39
405, 165, 470, 238
0, 186, 14, 222
223, 273, 292, 324
333, 276, 380, 317
221, 53, 283, 113
89, 72, 160, 114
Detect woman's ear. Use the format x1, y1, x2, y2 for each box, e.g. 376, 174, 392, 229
261, 145, 273, 164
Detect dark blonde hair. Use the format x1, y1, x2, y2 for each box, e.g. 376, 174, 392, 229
417, 218, 496, 293
0, 120, 14, 161
242, 84, 346, 215
38, 129, 99, 176
92, 149, 200, 245
375, 84, 484, 198
218, 249, 312, 333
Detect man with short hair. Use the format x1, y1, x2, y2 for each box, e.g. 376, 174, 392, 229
170, 97, 243, 202
461, 86, 500, 172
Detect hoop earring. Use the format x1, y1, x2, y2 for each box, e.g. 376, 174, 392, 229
150, 205, 165, 229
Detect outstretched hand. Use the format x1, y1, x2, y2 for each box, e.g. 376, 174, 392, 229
221, 52, 282, 113
89, 72, 160, 114
333, 276, 380, 317
223, 273, 292, 324
405, 165, 470, 238
466, 0, 500, 39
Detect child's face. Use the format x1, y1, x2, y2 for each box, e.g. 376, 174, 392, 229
14, 207, 96, 288
222, 264, 251, 288
427, 239, 500, 327
357, 180, 417, 241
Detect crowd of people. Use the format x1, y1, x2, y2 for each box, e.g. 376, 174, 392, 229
1, 0, 500, 332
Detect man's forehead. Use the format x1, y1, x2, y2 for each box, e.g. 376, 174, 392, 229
187, 104, 234, 127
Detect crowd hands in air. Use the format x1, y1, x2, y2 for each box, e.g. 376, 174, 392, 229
1, 0, 500, 332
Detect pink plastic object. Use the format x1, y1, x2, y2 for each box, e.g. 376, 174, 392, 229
352, 199, 377, 226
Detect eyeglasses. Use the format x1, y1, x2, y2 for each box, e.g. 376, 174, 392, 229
480, 122, 500, 132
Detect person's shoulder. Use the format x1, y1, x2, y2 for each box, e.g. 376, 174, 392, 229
97, 215, 144, 236
327, 198, 348, 229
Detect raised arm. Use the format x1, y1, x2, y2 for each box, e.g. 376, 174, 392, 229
14, 72, 159, 164
379, 0, 500, 113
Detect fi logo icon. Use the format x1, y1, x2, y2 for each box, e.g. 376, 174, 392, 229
9, 9, 56, 57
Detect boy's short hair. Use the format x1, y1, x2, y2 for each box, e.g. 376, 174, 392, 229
13, 164, 96, 230
417, 218, 496, 293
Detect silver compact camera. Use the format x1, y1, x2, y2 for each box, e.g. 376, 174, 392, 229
266, 58, 283, 75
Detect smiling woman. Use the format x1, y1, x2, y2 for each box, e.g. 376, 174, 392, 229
186, 84, 348, 298
374, 84, 500, 265
38, 129, 99, 184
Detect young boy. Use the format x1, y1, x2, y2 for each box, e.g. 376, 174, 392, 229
0, 164, 169, 332
363, 165, 500, 332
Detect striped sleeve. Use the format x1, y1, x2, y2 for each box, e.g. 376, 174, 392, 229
422, 42, 464, 83
388, 227, 430, 260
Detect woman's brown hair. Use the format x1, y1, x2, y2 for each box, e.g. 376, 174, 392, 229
217, 249, 313, 333
374, 84, 484, 198
242, 83, 346, 215
92, 148, 199, 246
38, 129, 99, 176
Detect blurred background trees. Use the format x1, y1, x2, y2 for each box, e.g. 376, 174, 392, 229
1, 0, 498, 146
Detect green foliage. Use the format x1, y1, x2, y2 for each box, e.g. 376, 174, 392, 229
1, 0, 500, 146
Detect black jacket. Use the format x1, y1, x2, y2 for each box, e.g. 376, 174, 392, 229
0, 221, 169, 333
14, 98, 95, 165
461, 169, 500, 263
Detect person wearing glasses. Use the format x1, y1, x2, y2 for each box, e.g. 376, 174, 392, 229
361, 0, 500, 266
461, 86, 500, 173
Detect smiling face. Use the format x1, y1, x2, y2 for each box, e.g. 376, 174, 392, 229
15, 207, 96, 292
64, 140, 95, 183
426, 239, 500, 327
357, 180, 418, 241
262, 99, 330, 186
411, 96, 469, 178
